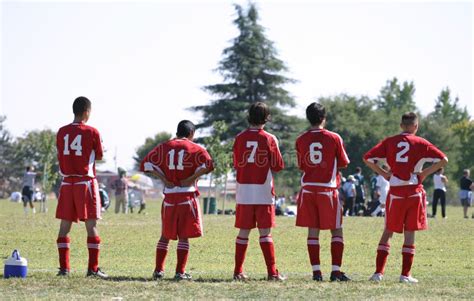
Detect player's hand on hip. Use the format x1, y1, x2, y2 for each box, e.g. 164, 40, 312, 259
180, 177, 195, 187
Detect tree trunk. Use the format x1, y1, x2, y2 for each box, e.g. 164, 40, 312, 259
222, 173, 228, 215
207, 174, 213, 214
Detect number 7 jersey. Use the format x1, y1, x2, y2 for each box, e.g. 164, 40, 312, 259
56, 122, 103, 178
364, 133, 446, 187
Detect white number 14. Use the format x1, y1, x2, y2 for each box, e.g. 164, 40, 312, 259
63, 134, 82, 156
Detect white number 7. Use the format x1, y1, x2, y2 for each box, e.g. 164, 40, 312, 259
246, 141, 258, 163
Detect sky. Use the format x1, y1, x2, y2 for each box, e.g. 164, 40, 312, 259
1, 0, 472, 171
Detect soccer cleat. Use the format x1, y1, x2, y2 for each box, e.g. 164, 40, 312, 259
174, 272, 192, 281
233, 273, 249, 281
86, 267, 109, 279
312, 273, 323, 281
369, 273, 383, 282
56, 268, 70, 276
268, 270, 286, 281
330, 271, 351, 282
399, 275, 418, 283
152, 270, 165, 280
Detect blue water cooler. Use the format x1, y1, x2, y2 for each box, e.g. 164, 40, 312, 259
4, 250, 28, 278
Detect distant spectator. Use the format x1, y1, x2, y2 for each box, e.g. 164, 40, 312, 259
33, 187, 47, 213
98, 183, 110, 211
369, 172, 378, 202
21, 166, 36, 214
353, 167, 367, 215
459, 169, 474, 219
112, 168, 129, 214
372, 173, 389, 217
432, 168, 448, 219
128, 186, 145, 213
342, 175, 357, 216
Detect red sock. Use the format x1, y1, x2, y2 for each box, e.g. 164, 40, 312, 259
375, 243, 390, 274
331, 236, 344, 275
176, 241, 189, 274
259, 235, 277, 276
234, 236, 249, 274
155, 239, 169, 272
87, 236, 101, 272
57, 236, 70, 271
401, 245, 415, 277
307, 237, 321, 276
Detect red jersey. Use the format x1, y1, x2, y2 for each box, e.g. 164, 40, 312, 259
56, 122, 103, 178
364, 133, 446, 187
296, 128, 349, 189
233, 128, 284, 204
140, 138, 214, 195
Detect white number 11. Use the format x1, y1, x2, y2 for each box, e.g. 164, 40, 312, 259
168, 149, 185, 170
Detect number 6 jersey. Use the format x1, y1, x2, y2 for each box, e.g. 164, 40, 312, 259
363, 133, 446, 187
56, 122, 103, 178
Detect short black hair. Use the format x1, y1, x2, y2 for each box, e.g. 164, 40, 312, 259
306, 102, 326, 126
401, 112, 418, 126
26, 166, 32, 172
73, 96, 91, 116
248, 102, 270, 126
355, 167, 362, 173
176, 120, 195, 138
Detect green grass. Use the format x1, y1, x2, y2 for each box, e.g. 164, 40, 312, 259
0, 199, 473, 300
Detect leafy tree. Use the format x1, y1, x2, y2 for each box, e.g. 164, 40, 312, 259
192, 2, 298, 141
377, 77, 417, 114
13, 129, 59, 193
432, 87, 469, 124
0, 117, 16, 196
134, 132, 172, 169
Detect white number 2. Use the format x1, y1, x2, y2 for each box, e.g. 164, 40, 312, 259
168, 149, 185, 170
309, 142, 323, 164
246, 141, 258, 163
63, 134, 82, 156
396, 141, 410, 162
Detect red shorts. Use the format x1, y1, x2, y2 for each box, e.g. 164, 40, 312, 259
161, 193, 202, 240
56, 177, 101, 222
296, 188, 343, 230
385, 186, 427, 233
235, 204, 275, 229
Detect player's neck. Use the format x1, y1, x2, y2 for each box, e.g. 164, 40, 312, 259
310, 125, 324, 130
249, 125, 264, 130
73, 117, 86, 124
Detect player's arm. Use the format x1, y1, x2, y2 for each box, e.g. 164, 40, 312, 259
180, 166, 213, 187
94, 129, 104, 161
441, 175, 448, 184
146, 169, 175, 188
363, 159, 391, 181
270, 136, 284, 173
417, 157, 448, 182
363, 140, 390, 180
336, 135, 350, 170
139, 144, 174, 188
181, 148, 214, 187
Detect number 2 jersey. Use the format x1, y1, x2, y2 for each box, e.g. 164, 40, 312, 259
139, 138, 214, 196
56, 122, 103, 178
296, 128, 350, 191
233, 128, 284, 205
363, 133, 446, 187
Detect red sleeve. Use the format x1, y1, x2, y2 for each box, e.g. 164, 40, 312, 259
425, 141, 447, 160
364, 139, 387, 162
139, 144, 164, 173
197, 147, 214, 172
295, 137, 303, 170
94, 129, 104, 161
336, 135, 350, 168
233, 138, 239, 169
269, 136, 284, 172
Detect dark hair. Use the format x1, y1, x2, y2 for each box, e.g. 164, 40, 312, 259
401, 112, 418, 126
248, 102, 270, 126
26, 166, 32, 172
73, 96, 91, 116
306, 102, 326, 126
176, 120, 195, 138
355, 167, 362, 173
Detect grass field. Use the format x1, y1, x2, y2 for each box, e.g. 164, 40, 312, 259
0, 199, 473, 300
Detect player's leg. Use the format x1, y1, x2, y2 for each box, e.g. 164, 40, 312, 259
329, 227, 350, 281
234, 228, 250, 280
175, 237, 191, 280
85, 219, 107, 278
432, 190, 439, 218
370, 229, 393, 281
114, 195, 120, 214
440, 190, 446, 218
400, 230, 417, 283
307, 227, 322, 281
154, 201, 172, 280
255, 205, 282, 280
57, 220, 73, 275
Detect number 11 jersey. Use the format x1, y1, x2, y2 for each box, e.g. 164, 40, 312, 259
56, 122, 103, 178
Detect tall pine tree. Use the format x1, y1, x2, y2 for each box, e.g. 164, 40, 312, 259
193, 3, 299, 141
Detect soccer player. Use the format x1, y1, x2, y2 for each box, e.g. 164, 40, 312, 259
21, 166, 37, 214
295, 102, 351, 282
55, 96, 107, 278
364, 112, 448, 283
233, 102, 285, 281
140, 120, 214, 280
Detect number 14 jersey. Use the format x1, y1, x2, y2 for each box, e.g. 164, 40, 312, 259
364, 133, 446, 187
56, 122, 103, 178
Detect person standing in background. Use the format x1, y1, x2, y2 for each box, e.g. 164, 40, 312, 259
342, 175, 357, 216
112, 168, 129, 214
353, 167, 367, 215
432, 168, 448, 219
459, 169, 474, 219
21, 166, 37, 214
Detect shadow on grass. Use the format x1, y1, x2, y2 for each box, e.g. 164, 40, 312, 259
105, 276, 150, 282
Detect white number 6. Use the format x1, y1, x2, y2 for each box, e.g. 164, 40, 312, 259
309, 142, 323, 164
